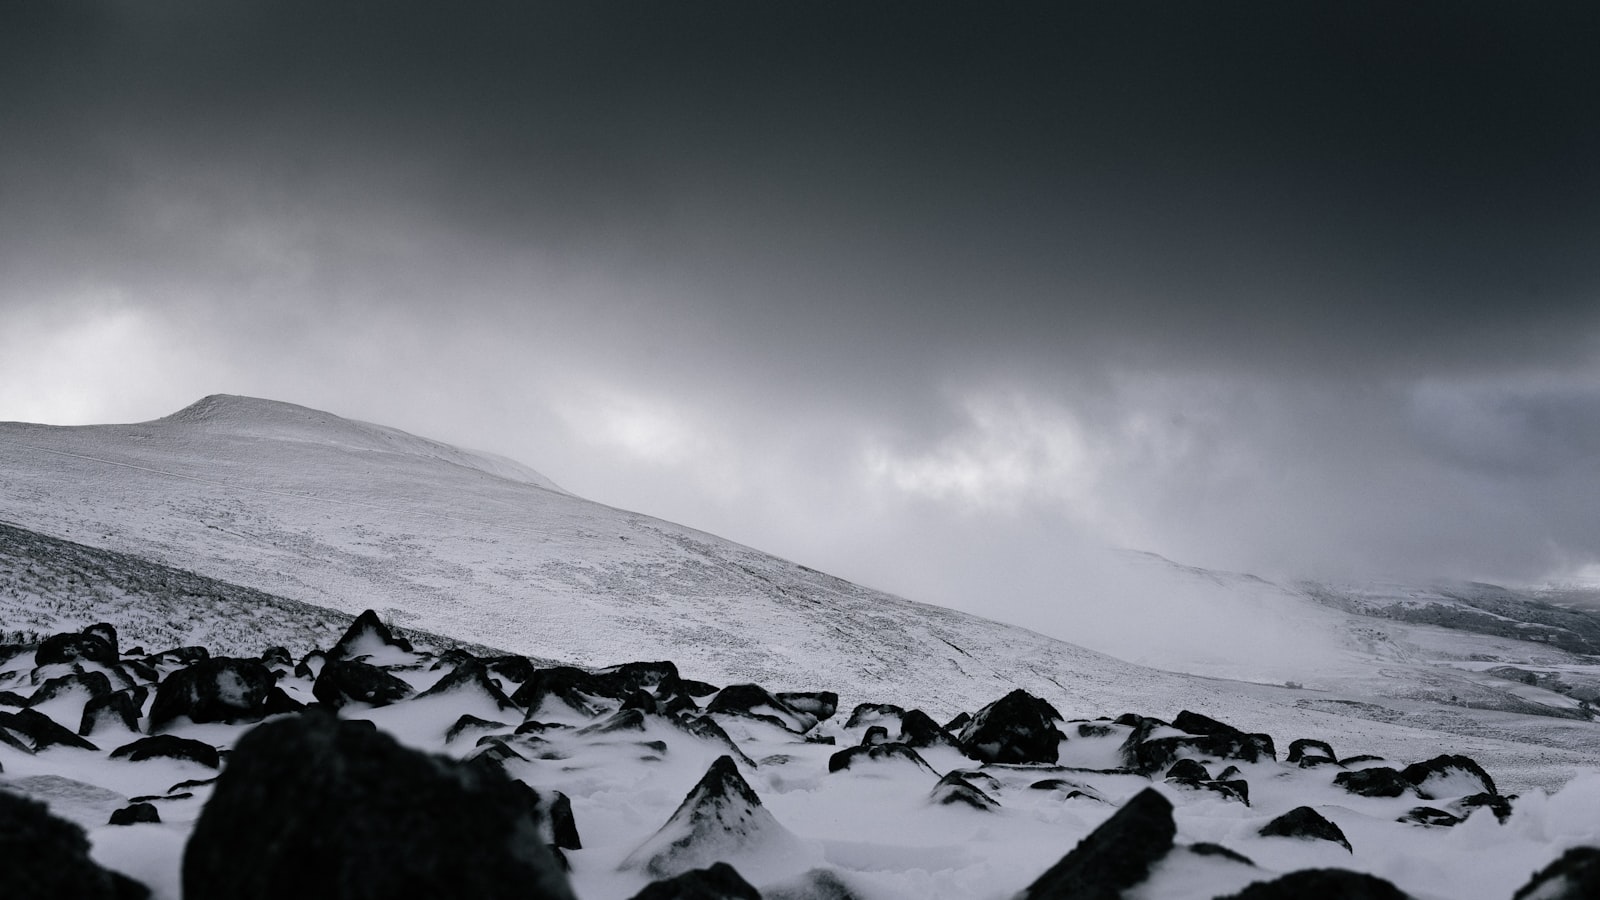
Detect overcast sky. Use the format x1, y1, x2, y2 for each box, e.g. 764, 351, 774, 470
3, 2, 1598, 641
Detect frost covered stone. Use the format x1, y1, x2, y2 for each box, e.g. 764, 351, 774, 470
0, 789, 150, 898
1334, 767, 1416, 798
1258, 806, 1351, 852
1218, 868, 1412, 899
1401, 754, 1497, 800
621, 754, 804, 879
182, 710, 575, 900
628, 861, 762, 900
1512, 846, 1600, 900
1019, 787, 1175, 899
326, 608, 414, 661
148, 657, 276, 729
311, 658, 415, 709
110, 734, 221, 768
957, 688, 1066, 765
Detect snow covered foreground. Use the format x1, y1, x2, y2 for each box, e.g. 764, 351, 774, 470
2, 612, 1599, 900
0, 394, 1598, 896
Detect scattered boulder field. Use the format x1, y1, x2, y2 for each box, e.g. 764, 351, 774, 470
2, 612, 1598, 900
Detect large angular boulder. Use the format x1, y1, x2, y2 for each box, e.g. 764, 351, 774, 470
28, 670, 114, 707
1334, 767, 1416, 799
416, 659, 514, 710
957, 689, 1066, 765
620, 755, 805, 879
182, 711, 575, 900
1400, 754, 1497, 799
80, 690, 143, 737
0, 708, 100, 752
828, 742, 937, 774
35, 630, 118, 667
511, 666, 626, 718
706, 684, 818, 733
110, 734, 221, 768
311, 659, 416, 710
0, 788, 150, 898
327, 609, 414, 661
1019, 788, 1175, 899
149, 658, 277, 730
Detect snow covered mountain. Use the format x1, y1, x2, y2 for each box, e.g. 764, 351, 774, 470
2, 395, 1598, 793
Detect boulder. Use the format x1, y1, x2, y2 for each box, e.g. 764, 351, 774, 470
775, 691, 839, 723
845, 703, 906, 729
1398, 807, 1461, 828
149, 657, 276, 730
1166, 759, 1212, 782
80, 690, 143, 737
1217, 868, 1412, 899
109, 802, 161, 826
1287, 739, 1337, 765
0, 708, 100, 752
957, 689, 1065, 765
706, 684, 817, 733
83, 623, 120, 657
311, 659, 415, 710
1400, 754, 1497, 799
182, 710, 576, 900
628, 861, 761, 900
620, 755, 804, 879
110, 734, 221, 768
1334, 767, 1416, 798
827, 742, 936, 774
327, 609, 414, 661
1453, 792, 1513, 824
899, 709, 960, 750
510, 666, 625, 718
1018, 788, 1175, 899
1258, 806, 1351, 852
1512, 846, 1600, 900
416, 659, 515, 710
28, 670, 114, 707
35, 630, 117, 667
929, 771, 999, 810
0, 789, 150, 898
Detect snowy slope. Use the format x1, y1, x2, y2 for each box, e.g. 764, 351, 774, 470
2, 395, 1599, 793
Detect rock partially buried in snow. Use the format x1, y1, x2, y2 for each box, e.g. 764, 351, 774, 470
0, 788, 150, 898
1334, 767, 1416, 798
182, 710, 575, 900
311, 658, 416, 709
1512, 846, 1600, 900
1217, 868, 1413, 899
621, 754, 809, 880
1401, 754, 1497, 800
1257, 806, 1351, 852
1018, 787, 1176, 899
628, 861, 762, 900
326, 608, 414, 662
148, 657, 276, 730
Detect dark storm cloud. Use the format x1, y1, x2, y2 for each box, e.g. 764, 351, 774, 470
2, 1, 1598, 610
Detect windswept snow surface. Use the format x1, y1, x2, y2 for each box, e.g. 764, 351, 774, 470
2, 396, 1599, 794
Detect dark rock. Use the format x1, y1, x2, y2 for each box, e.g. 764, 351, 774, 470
1191, 842, 1254, 865
945, 711, 972, 732
1077, 722, 1115, 738
1334, 767, 1416, 798
670, 714, 757, 768
182, 710, 576, 900
776, 691, 839, 722
0, 689, 27, 707
146, 646, 210, 668
930, 771, 999, 810
1018, 788, 1175, 899
862, 725, 891, 746
577, 708, 648, 735
628, 861, 761, 900
957, 689, 1065, 765
169, 776, 218, 792
416, 659, 514, 709
1166, 759, 1212, 782
311, 659, 415, 710
1454, 792, 1513, 824
1217, 868, 1412, 899
1217, 765, 1243, 781
1401, 754, 1497, 799
111, 734, 221, 768
1512, 846, 1600, 900
845, 703, 906, 729
1258, 806, 1351, 852
706, 684, 817, 733
262, 685, 304, 716
149, 657, 277, 729
29, 670, 114, 707
83, 623, 120, 657
764, 868, 865, 900
827, 742, 936, 774
1202, 780, 1251, 805
1398, 807, 1461, 827
621, 755, 799, 878
679, 679, 721, 698
260, 647, 293, 668
0, 708, 100, 751
0, 789, 151, 898
899, 708, 960, 749
1340, 754, 1385, 766
294, 650, 326, 680
327, 609, 414, 661
35, 631, 118, 667
1287, 738, 1337, 765
600, 661, 682, 695
1172, 710, 1236, 736
446, 714, 509, 743
546, 790, 581, 851
511, 666, 625, 717
109, 802, 161, 826
482, 655, 537, 685
118, 659, 160, 685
